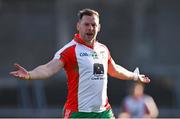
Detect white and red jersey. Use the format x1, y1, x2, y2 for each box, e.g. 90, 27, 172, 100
54, 34, 112, 112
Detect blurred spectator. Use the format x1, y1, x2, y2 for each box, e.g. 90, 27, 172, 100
118, 82, 159, 118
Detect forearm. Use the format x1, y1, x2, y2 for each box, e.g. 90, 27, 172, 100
108, 63, 136, 80
28, 65, 53, 80
108, 59, 150, 83
113, 65, 135, 80
28, 59, 63, 80
9, 59, 63, 80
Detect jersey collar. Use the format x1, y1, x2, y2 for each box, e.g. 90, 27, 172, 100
73, 34, 95, 49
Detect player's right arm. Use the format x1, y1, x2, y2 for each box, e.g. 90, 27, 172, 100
10, 59, 64, 80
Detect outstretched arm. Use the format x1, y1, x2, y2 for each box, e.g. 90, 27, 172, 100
108, 59, 150, 83
10, 59, 64, 80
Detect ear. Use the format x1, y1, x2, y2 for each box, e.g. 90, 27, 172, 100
76, 22, 80, 31
98, 24, 101, 32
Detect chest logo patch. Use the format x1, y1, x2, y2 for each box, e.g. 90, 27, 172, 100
79, 52, 98, 59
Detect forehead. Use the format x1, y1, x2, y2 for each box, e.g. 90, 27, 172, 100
80, 15, 99, 24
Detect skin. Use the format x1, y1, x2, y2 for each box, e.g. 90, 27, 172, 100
10, 14, 150, 83
77, 14, 100, 46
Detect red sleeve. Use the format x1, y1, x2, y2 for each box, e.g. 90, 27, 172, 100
59, 55, 66, 64
59, 45, 76, 68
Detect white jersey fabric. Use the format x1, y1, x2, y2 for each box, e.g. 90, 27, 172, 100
54, 34, 112, 112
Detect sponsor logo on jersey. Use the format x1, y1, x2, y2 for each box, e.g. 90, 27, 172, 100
79, 52, 98, 59
80, 52, 89, 56
91, 63, 105, 80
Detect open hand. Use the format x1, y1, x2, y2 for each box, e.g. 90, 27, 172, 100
138, 74, 150, 83
9, 63, 30, 80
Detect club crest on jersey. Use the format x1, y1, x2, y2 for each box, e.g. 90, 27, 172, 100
92, 52, 98, 59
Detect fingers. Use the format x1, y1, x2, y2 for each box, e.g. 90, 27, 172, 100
139, 75, 151, 83
9, 71, 20, 78
143, 77, 151, 83
14, 63, 24, 70
144, 77, 150, 83
9, 71, 26, 79
9, 71, 20, 77
13, 63, 28, 74
9, 71, 18, 77
10, 63, 29, 80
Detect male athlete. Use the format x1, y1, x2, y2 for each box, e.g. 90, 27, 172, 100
10, 8, 150, 118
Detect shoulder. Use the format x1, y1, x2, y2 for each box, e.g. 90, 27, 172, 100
96, 41, 110, 52
56, 40, 77, 53
54, 40, 77, 59
96, 41, 107, 48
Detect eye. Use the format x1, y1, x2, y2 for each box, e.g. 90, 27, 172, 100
92, 23, 97, 27
84, 23, 89, 26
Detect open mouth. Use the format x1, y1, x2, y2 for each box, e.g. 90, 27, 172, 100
86, 33, 94, 36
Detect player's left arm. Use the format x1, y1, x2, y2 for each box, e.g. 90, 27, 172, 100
107, 58, 150, 83
108, 58, 134, 80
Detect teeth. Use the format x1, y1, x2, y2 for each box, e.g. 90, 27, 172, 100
87, 33, 93, 35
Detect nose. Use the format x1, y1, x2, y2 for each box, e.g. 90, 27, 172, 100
88, 25, 93, 30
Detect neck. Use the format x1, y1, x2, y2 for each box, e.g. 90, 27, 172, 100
85, 39, 95, 46
74, 34, 95, 49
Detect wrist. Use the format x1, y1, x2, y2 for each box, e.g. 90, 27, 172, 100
133, 73, 139, 81
25, 72, 31, 80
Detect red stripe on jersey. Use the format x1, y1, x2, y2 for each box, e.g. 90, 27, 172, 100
60, 45, 79, 112
105, 98, 112, 110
